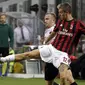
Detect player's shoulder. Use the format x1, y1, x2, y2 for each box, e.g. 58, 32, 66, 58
72, 19, 85, 26
74, 19, 83, 24
77, 19, 85, 26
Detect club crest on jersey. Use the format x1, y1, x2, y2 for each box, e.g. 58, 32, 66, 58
63, 28, 68, 32
60, 24, 63, 27
70, 24, 73, 29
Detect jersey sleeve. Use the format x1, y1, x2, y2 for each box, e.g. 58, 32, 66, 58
53, 19, 61, 32
79, 20, 85, 35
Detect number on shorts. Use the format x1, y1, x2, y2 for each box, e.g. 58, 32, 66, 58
63, 57, 67, 63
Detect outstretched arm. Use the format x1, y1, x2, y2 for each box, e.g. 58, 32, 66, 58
45, 31, 56, 44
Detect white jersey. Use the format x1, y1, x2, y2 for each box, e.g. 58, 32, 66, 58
44, 25, 56, 44
38, 44, 71, 68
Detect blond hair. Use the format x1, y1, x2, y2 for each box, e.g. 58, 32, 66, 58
45, 12, 56, 22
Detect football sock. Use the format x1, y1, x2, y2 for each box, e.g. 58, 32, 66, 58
0, 54, 15, 62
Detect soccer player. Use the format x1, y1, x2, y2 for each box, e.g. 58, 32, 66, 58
43, 12, 59, 85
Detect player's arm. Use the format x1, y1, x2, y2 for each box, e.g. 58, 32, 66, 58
44, 31, 56, 44
79, 20, 85, 34
58, 63, 68, 85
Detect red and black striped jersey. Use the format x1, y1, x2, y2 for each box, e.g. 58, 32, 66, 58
52, 19, 85, 55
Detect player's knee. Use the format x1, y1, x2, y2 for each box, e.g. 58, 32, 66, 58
60, 73, 66, 79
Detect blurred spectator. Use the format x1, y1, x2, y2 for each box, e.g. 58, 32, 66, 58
0, 13, 14, 76
14, 20, 32, 48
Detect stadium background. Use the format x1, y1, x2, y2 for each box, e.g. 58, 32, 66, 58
0, 0, 85, 84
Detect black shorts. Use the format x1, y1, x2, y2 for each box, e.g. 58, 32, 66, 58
0, 47, 9, 57
45, 63, 59, 81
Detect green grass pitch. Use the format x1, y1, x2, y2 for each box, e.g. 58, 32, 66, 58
0, 77, 85, 85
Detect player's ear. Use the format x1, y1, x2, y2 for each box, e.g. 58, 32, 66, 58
52, 20, 54, 23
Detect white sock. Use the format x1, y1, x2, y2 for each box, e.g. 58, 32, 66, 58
0, 54, 15, 62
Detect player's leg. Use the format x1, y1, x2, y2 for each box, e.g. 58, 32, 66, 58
15, 49, 40, 60
45, 63, 59, 85
58, 63, 68, 85
0, 49, 40, 62
0, 45, 52, 62
66, 69, 78, 85
59, 63, 78, 85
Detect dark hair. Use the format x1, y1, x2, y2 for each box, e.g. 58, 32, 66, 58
58, 2, 72, 13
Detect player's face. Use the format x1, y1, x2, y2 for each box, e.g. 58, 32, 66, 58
44, 14, 54, 28
58, 8, 67, 20
0, 15, 6, 24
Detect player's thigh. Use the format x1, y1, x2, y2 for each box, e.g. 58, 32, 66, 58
45, 63, 59, 81
28, 49, 40, 57
59, 63, 68, 78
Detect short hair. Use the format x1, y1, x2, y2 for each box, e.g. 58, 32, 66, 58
57, 2, 72, 13
57, 4, 62, 9
17, 19, 23, 25
45, 12, 56, 22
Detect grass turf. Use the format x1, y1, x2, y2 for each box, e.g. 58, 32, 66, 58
0, 77, 85, 85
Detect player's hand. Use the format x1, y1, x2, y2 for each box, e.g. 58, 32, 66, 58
43, 41, 46, 45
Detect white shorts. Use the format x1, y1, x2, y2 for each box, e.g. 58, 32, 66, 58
38, 44, 71, 68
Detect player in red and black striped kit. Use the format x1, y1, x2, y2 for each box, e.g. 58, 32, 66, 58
44, 2, 85, 85
45, 2, 85, 85
52, 19, 85, 55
